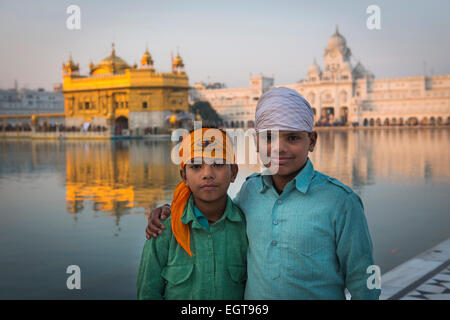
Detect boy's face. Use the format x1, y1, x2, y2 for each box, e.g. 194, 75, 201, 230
257, 130, 317, 177
180, 158, 238, 203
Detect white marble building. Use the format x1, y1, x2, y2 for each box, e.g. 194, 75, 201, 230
0, 87, 64, 125
191, 75, 274, 128
191, 27, 450, 127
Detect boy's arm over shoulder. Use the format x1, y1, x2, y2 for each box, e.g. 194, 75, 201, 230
233, 172, 261, 210
333, 188, 381, 300
137, 217, 172, 300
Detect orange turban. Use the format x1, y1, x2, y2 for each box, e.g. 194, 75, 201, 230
171, 128, 235, 257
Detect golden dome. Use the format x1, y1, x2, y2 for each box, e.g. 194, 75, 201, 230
140, 47, 154, 68
91, 43, 130, 75
62, 53, 79, 75
173, 53, 184, 68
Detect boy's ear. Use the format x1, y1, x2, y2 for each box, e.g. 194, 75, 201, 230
255, 134, 260, 153
180, 167, 188, 186
230, 164, 239, 183
309, 131, 318, 152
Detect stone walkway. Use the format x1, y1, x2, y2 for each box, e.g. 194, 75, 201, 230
400, 264, 450, 300
380, 238, 450, 300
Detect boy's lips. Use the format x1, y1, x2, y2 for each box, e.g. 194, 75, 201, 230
271, 157, 294, 164
200, 184, 219, 190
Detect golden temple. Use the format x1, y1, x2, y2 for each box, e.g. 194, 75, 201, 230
62, 43, 189, 135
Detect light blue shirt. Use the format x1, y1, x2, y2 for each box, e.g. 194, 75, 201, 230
233, 158, 380, 300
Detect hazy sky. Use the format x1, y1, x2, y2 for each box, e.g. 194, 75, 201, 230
1, 0, 449, 91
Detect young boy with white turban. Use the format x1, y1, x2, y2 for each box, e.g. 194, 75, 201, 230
146, 87, 380, 300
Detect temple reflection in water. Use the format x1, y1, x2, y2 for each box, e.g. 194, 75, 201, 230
310, 128, 450, 189
64, 140, 181, 230
61, 128, 450, 227
1, 128, 447, 235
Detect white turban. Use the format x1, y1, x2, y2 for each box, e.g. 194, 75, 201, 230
255, 87, 314, 132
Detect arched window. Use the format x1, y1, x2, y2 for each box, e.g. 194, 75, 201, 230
430, 117, 436, 125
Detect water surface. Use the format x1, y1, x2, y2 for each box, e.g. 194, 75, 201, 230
0, 128, 449, 299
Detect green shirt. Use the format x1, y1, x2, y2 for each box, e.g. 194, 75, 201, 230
137, 195, 248, 300
193, 204, 210, 231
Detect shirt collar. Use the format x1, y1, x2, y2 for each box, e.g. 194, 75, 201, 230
193, 204, 210, 230
258, 158, 315, 194
294, 158, 315, 194
193, 204, 206, 220
181, 194, 241, 226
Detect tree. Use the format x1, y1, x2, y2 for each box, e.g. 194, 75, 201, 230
189, 101, 223, 125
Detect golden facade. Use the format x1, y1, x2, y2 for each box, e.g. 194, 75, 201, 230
62, 44, 189, 134
64, 140, 181, 219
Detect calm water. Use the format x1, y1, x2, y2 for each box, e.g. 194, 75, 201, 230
0, 128, 449, 299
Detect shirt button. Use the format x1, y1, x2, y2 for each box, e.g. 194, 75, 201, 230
273, 220, 278, 225
277, 200, 282, 205
272, 240, 277, 246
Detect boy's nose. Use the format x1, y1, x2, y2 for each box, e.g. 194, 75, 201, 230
272, 138, 288, 155
278, 141, 289, 153
201, 164, 215, 179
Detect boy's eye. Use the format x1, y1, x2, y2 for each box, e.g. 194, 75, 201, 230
190, 164, 202, 169
213, 163, 224, 167
288, 135, 301, 141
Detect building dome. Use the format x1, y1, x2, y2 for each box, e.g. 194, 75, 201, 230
62, 54, 80, 75
353, 62, 366, 75
99, 54, 129, 67
341, 60, 352, 72
308, 59, 321, 74
173, 53, 184, 68
64, 56, 79, 70
327, 26, 347, 49
140, 47, 154, 68
91, 43, 130, 75
172, 52, 185, 73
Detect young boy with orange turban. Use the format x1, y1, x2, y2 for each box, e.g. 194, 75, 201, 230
137, 127, 247, 300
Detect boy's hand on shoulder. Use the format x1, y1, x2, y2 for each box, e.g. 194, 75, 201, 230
145, 204, 171, 239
